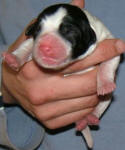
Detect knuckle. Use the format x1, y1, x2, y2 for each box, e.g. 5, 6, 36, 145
115, 39, 125, 54
21, 62, 38, 80
32, 107, 53, 122
27, 90, 39, 105
43, 121, 57, 130
26, 85, 53, 105
32, 108, 46, 121
89, 95, 99, 107
87, 108, 95, 114
92, 98, 99, 106
27, 87, 46, 105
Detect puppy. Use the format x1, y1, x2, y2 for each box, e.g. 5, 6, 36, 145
2, 4, 120, 149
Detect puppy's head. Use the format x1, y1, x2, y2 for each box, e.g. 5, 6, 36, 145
25, 4, 96, 69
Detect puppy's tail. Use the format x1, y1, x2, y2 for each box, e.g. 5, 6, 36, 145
81, 126, 93, 149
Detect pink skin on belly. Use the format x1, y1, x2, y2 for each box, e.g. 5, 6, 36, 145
35, 33, 69, 66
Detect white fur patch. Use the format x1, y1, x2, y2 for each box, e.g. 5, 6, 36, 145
40, 7, 67, 35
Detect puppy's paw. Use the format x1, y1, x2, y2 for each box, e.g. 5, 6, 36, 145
97, 81, 116, 96
2, 52, 20, 71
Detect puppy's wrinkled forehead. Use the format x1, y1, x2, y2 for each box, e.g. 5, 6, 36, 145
26, 4, 92, 39
41, 7, 67, 34
37, 4, 90, 34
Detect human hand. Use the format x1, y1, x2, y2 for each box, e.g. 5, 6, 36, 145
2, 0, 125, 130
1, 0, 97, 130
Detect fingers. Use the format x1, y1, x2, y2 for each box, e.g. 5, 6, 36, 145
71, 0, 85, 9
62, 39, 125, 74
85, 39, 125, 65
31, 94, 99, 121
10, 88, 98, 130
56, 69, 97, 98
43, 108, 94, 129
26, 68, 97, 105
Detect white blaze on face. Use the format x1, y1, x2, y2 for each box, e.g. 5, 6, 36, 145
40, 7, 67, 34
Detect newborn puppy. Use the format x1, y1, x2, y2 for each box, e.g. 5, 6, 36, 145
2, 4, 120, 149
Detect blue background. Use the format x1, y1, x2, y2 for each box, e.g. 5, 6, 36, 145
0, 0, 125, 150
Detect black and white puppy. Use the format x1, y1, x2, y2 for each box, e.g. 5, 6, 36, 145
2, 4, 120, 149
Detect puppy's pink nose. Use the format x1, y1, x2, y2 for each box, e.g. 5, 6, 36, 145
39, 44, 54, 58
34, 33, 69, 66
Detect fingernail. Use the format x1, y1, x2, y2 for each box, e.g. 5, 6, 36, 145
115, 39, 125, 53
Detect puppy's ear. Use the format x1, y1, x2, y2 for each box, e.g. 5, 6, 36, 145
25, 23, 36, 36
25, 20, 41, 38
88, 27, 97, 46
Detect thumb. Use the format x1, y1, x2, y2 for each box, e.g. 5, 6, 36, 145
62, 39, 125, 74
86, 39, 125, 64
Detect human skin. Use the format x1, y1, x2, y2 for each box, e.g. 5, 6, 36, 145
1, 0, 125, 129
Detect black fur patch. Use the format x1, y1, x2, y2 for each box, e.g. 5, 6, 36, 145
58, 4, 97, 59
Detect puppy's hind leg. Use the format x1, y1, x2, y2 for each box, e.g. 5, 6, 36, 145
97, 56, 120, 96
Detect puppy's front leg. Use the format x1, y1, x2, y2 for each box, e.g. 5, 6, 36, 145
2, 38, 34, 71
